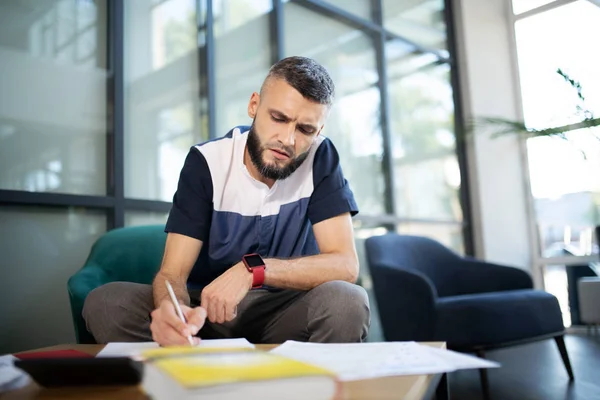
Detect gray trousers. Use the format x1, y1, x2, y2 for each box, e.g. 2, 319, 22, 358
82, 280, 370, 344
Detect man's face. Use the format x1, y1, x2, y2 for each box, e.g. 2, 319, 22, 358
246, 78, 329, 181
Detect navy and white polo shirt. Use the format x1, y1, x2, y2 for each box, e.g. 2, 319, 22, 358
165, 126, 358, 289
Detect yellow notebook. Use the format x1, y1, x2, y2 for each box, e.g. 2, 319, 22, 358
141, 347, 337, 400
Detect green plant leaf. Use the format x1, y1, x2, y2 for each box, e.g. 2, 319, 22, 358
470, 116, 600, 139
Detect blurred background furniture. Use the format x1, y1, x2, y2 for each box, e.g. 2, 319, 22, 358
578, 277, 600, 335
564, 256, 598, 326
365, 234, 574, 399
67, 225, 166, 344
576, 226, 600, 334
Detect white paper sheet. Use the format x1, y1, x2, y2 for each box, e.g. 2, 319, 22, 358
270, 341, 499, 381
419, 345, 500, 371
0, 355, 30, 393
96, 338, 255, 359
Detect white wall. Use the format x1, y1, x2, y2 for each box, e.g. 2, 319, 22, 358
454, 0, 537, 277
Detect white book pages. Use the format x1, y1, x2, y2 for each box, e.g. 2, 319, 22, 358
96, 338, 255, 359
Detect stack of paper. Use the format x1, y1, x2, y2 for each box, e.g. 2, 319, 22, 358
270, 341, 499, 381
98, 339, 499, 382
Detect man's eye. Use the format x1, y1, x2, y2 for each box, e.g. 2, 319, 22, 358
271, 116, 284, 122
299, 127, 314, 135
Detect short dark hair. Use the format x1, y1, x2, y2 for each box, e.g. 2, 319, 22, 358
261, 56, 335, 107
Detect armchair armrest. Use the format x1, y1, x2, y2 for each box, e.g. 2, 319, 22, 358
370, 263, 438, 341
453, 257, 533, 295
68, 263, 112, 301
67, 264, 111, 343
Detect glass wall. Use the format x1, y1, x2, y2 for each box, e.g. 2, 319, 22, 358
383, 0, 447, 52
285, 2, 386, 215
0, 206, 106, 354
124, 0, 206, 201
386, 52, 463, 251
0, 0, 469, 350
125, 210, 169, 227
324, 0, 373, 20
0, 0, 108, 195
214, 0, 272, 135
283, 0, 467, 340
0, 0, 201, 353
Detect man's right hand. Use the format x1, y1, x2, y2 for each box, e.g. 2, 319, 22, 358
150, 299, 207, 346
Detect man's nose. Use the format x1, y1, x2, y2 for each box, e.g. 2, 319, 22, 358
280, 123, 296, 147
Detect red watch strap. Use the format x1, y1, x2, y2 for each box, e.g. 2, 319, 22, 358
252, 266, 265, 288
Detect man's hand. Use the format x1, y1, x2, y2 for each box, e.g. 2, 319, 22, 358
200, 263, 253, 324
150, 299, 207, 346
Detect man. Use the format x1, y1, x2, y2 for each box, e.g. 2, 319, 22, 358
83, 56, 370, 345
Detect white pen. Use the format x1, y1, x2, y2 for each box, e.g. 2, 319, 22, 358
165, 280, 195, 346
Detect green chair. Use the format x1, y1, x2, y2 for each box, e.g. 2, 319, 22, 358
67, 225, 167, 344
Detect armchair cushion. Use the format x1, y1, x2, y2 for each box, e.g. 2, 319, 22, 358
436, 289, 564, 349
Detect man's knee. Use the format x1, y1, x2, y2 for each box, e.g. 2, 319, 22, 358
83, 282, 153, 343
316, 280, 370, 322
308, 280, 371, 342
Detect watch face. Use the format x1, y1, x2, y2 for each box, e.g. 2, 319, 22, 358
244, 254, 264, 268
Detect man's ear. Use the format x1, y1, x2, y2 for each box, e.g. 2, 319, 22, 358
248, 92, 260, 119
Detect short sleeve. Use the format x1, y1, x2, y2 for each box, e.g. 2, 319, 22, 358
307, 138, 359, 225
165, 147, 214, 241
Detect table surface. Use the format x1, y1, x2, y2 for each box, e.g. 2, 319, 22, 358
1, 342, 446, 400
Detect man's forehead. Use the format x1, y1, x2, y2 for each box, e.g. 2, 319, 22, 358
261, 78, 328, 122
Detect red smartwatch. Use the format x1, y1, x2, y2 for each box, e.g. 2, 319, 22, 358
242, 253, 266, 288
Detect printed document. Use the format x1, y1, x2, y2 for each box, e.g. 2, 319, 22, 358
270, 341, 499, 381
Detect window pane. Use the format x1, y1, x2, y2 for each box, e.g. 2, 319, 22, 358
353, 220, 390, 287
383, 0, 447, 52
397, 222, 464, 254
0, 206, 106, 354
515, 1, 600, 256
285, 2, 386, 215
124, 0, 207, 201
0, 0, 107, 195
543, 264, 571, 326
213, 0, 272, 35
353, 220, 391, 343
281, 0, 372, 20
324, 0, 372, 20
512, 0, 555, 15
214, 0, 272, 136
387, 55, 462, 221
125, 210, 169, 227
528, 131, 600, 257
516, 1, 600, 128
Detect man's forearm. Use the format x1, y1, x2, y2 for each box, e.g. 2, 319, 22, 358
263, 253, 358, 291
153, 270, 190, 308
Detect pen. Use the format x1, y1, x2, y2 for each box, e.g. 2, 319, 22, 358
165, 280, 195, 346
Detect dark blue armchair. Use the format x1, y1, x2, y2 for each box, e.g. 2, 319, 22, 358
365, 234, 573, 397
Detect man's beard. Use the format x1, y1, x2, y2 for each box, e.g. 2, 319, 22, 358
247, 121, 310, 181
